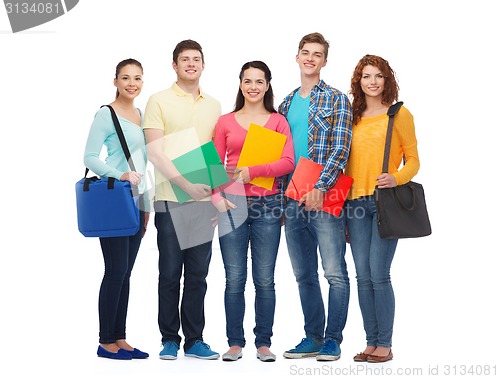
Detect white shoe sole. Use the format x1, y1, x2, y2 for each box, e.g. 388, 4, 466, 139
283, 351, 318, 359
159, 355, 177, 360
316, 354, 340, 361
185, 353, 220, 360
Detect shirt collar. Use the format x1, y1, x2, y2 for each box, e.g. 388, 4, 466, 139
313, 79, 327, 92
172, 82, 205, 99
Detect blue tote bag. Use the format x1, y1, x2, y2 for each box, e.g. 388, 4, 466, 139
76, 105, 140, 237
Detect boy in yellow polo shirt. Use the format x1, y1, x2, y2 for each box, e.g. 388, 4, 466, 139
143, 39, 221, 361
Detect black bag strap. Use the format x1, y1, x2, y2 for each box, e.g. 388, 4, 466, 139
85, 105, 137, 178
381, 101, 404, 173
101, 105, 136, 172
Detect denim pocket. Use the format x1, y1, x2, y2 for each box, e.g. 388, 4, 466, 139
262, 196, 283, 219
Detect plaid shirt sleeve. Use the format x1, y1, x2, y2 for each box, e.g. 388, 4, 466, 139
310, 82, 353, 191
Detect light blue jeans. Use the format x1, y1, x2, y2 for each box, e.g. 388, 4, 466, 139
218, 194, 282, 349
284, 199, 350, 346
346, 196, 398, 348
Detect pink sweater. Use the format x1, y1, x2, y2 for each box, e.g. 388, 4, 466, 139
212, 112, 295, 201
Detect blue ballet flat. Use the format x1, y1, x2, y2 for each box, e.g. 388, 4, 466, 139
97, 345, 132, 360
128, 348, 149, 359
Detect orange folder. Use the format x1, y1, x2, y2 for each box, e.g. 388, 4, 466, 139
237, 123, 287, 190
285, 157, 353, 216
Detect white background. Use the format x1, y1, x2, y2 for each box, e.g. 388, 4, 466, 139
1, 1, 498, 378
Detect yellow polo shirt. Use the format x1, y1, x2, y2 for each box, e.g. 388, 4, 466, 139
345, 106, 420, 200
143, 83, 221, 202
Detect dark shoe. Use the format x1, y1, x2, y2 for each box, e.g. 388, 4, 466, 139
353, 352, 370, 362
127, 348, 149, 359
97, 345, 132, 360
367, 349, 393, 363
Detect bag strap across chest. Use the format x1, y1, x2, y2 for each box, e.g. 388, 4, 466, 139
381, 101, 404, 173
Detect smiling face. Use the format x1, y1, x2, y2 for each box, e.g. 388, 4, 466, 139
114, 64, 143, 100
296, 42, 327, 77
239, 67, 269, 104
360, 64, 385, 99
172, 48, 204, 83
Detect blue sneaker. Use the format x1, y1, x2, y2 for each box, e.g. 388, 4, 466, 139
185, 340, 220, 360
283, 338, 322, 358
316, 339, 341, 361
159, 341, 179, 360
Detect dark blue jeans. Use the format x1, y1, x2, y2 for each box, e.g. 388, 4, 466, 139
218, 194, 282, 349
154, 200, 216, 351
98, 210, 145, 344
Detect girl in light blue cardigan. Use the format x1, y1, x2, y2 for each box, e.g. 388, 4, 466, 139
83, 58, 149, 360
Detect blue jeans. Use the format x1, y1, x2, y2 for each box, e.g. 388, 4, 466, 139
98, 210, 145, 344
284, 199, 349, 345
346, 196, 398, 348
218, 194, 282, 349
154, 201, 216, 351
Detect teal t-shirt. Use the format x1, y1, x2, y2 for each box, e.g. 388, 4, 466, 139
287, 92, 309, 166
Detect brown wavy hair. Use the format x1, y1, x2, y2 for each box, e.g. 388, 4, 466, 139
350, 54, 399, 125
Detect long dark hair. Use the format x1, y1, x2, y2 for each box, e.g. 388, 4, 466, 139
115, 58, 143, 99
350, 54, 399, 125
234, 61, 275, 113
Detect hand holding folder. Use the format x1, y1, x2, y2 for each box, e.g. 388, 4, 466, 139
237, 123, 287, 190
284, 157, 353, 216
171, 141, 230, 203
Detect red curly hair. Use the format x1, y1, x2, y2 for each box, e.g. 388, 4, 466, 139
350, 54, 399, 125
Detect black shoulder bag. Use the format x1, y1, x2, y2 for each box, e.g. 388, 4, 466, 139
374, 101, 432, 239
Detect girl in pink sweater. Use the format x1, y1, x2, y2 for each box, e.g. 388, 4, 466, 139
212, 61, 294, 362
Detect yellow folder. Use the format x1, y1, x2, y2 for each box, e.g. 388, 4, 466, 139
237, 123, 287, 190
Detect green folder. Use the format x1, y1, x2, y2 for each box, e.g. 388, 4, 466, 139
171, 141, 230, 203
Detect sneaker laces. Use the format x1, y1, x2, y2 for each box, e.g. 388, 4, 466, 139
197, 341, 211, 350
295, 338, 313, 349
